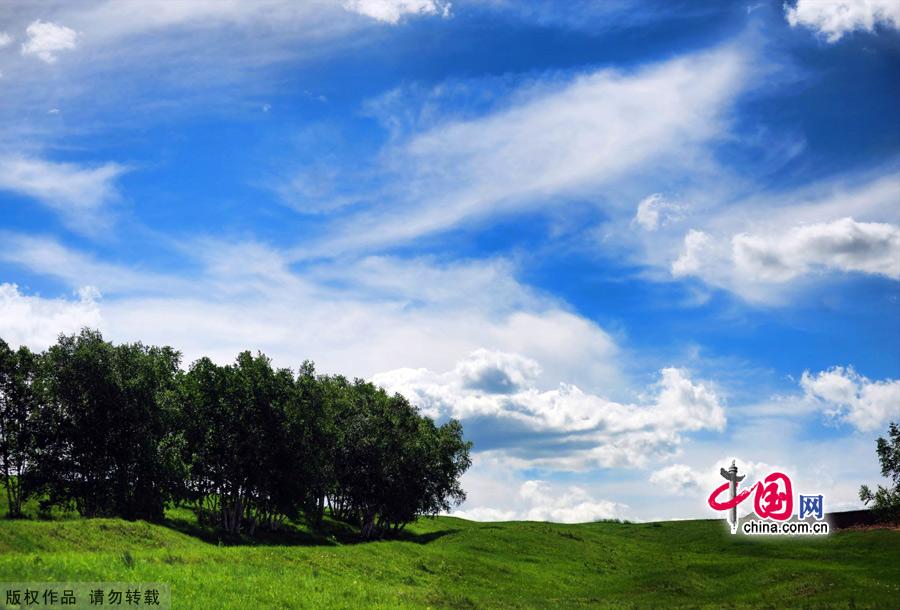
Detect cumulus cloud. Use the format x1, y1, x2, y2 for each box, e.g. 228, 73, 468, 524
785, 0, 900, 42
455, 480, 624, 523
801, 366, 900, 432
643, 171, 900, 302
649, 463, 704, 495
373, 351, 725, 469
343, 0, 451, 23
671, 217, 900, 293
633, 193, 683, 231
0, 32, 12, 48
0, 283, 101, 350
455, 349, 542, 394
20, 20, 78, 63
0, 156, 127, 232
733, 217, 900, 281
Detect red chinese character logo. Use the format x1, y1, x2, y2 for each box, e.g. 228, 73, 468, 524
707, 470, 794, 521
753, 472, 793, 521
707, 482, 752, 511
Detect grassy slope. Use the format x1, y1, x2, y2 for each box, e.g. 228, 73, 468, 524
1, 508, 898, 609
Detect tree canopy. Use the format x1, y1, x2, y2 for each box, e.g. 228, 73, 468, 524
0, 329, 471, 538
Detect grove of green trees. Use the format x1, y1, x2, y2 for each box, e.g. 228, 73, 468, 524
0, 329, 471, 539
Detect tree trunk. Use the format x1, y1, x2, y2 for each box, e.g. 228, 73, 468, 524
3, 471, 18, 518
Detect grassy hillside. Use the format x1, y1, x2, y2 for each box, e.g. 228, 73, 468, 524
1, 508, 898, 609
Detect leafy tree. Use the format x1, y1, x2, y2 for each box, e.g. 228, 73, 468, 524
859, 421, 900, 523
0, 340, 39, 518
376, 403, 471, 535
177, 356, 234, 527
419, 418, 472, 519
284, 361, 332, 526
179, 352, 306, 534
324, 378, 471, 538
32, 329, 182, 521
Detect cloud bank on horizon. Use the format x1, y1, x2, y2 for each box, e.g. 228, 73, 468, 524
0, 0, 898, 522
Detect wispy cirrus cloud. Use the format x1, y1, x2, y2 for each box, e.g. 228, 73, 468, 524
0, 0, 416, 148
0, 155, 128, 233
0, 233, 177, 294
343, 0, 451, 24
299, 45, 748, 257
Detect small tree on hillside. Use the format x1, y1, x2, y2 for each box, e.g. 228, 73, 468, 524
859, 421, 900, 523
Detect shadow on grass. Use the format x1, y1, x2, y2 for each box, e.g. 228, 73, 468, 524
162, 515, 334, 547
161, 512, 459, 548
2, 485, 462, 548
394, 528, 460, 545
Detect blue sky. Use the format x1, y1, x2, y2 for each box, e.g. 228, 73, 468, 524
1, 0, 898, 522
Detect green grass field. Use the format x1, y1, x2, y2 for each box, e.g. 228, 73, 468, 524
1, 505, 898, 609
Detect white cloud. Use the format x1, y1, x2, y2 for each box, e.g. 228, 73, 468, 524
455, 387, 887, 522
0, 237, 625, 396
343, 0, 451, 23
20, 1, 352, 48
373, 351, 725, 469
733, 218, 900, 281
644, 423, 893, 518
633, 193, 683, 231
0, 234, 177, 294
301, 45, 746, 256
624, 165, 900, 303
456, 479, 624, 523
672, 217, 900, 290
785, 0, 900, 42
635, 430, 882, 520
0, 1, 414, 147
454, 348, 542, 394
451, 506, 518, 521
21, 20, 78, 63
0, 32, 12, 48
647, 457, 790, 515
671, 229, 715, 278
649, 463, 704, 495
801, 366, 900, 432
0, 156, 127, 232
1, 236, 727, 472
0, 283, 101, 351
